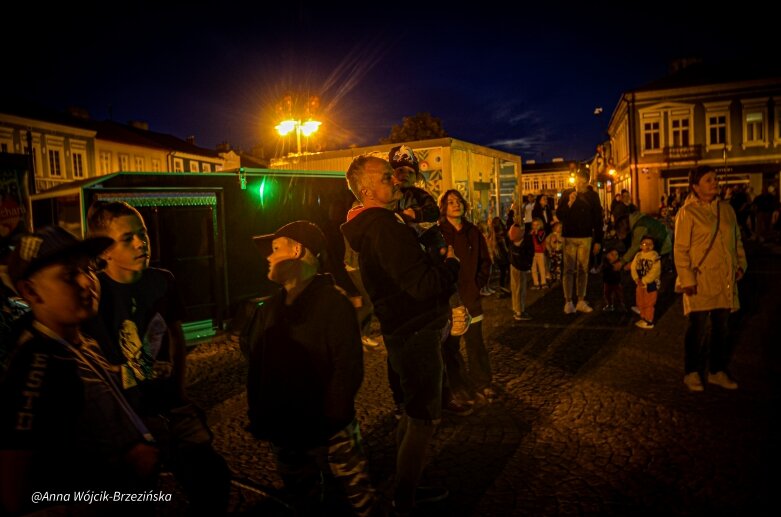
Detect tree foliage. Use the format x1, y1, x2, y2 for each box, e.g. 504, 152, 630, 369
380, 112, 447, 144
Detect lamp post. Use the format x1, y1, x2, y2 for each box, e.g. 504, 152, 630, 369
275, 119, 321, 156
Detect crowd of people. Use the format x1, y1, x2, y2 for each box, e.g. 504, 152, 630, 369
0, 149, 771, 514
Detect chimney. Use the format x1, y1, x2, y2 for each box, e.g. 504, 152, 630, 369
128, 120, 149, 131
186, 136, 196, 145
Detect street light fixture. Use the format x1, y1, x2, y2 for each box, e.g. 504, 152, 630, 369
275, 119, 321, 155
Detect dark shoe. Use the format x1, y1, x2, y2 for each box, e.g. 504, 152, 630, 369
415, 486, 449, 505
519, 311, 532, 321
442, 398, 473, 416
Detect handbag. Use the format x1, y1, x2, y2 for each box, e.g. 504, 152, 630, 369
675, 202, 720, 293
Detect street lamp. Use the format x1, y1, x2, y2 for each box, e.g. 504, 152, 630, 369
275, 119, 321, 155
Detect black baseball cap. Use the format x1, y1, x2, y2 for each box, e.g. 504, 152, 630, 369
8, 226, 113, 285
252, 220, 327, 263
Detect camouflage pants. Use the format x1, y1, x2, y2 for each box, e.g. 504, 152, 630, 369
273, 419, 377, 516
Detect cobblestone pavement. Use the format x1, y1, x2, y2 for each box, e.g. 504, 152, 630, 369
183, 241, 780, 516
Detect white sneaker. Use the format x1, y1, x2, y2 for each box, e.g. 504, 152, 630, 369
635, 320, 654, 329
631, 306, 641, 315
707, 371, 738, 390
684, 372, 704, 392
563, 301, 576, 314
575, 300, 593, 313
450, 306, 472, 336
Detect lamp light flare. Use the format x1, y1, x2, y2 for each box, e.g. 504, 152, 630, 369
300, 120, 321, 137
275, 120, 297, 136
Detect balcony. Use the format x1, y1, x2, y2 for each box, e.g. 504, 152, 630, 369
664, 145, 703, 162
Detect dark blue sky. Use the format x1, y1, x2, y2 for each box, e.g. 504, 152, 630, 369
4, 2, 774, 162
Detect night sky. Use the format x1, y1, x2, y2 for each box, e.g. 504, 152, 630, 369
3, 2, 774, 162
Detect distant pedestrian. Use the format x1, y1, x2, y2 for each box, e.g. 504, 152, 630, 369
630, 236, 661, 329
674, 166, 747, 392
530, 218, 548, 289
556, 169, 603, 314
508, 222, 534, 321
601, 247, 624, 312
545, 222, 564, 283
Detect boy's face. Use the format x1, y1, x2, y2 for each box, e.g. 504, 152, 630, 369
640, 239, 654, 251
103, 214, 150, 274
606, 250, 619, 262
267, 236, 300, 284
392, 166, 417, 188
445, 193, 464, 218
23, 257, 100, 325
532, 220, 541, 230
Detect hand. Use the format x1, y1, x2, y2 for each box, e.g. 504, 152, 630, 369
125, 442, 160, 478
446, 245, 459, 261
682, 285, 698, 296
402, 208, 416, 220
736, 268, 744, 281
568, 191, 577, 206
349, 295, 363, 309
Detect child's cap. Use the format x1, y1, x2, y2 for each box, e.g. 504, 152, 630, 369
388, 145, 419, 174
8, 226, 113, 285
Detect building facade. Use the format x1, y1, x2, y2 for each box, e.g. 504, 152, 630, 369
606, 62, 781, 214
1, 104, 225, 193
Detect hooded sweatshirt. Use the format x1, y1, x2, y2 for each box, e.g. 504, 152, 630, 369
439, 218, 492, 317
341, 206, 459, 336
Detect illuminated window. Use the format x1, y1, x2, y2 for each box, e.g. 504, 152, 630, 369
72, 153, 84, 178
202, 163, 211, 173
173, 158, 184, 172
100, 151, 111, 174
190, 161, 199, 172
135, 156, 145, 171
745, 112, 764, 142
119, 154, 130, 171
151, 159, 162, 172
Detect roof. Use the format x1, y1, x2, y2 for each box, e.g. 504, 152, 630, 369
633, 59, 781, 93
522, 161, 577, 174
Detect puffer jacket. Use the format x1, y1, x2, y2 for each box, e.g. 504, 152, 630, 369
674, 194, 747, 316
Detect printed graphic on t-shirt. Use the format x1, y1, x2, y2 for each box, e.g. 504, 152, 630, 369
118, 319, 152, 388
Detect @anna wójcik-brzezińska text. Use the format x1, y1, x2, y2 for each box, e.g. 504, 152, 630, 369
31, 490, 173, 505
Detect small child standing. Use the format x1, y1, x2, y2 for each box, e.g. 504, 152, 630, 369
545, 222, 564, 283
601, 247, 624, 311
530, 218, 548, 289
631, 235, 661, 329
508, 222, 534, 321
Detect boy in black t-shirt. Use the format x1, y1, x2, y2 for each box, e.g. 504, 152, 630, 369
85, 200, 230, 515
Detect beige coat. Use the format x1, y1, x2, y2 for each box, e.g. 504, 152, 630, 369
674, 195, 747, 315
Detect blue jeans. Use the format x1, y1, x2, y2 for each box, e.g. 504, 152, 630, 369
562, 237, 592, 302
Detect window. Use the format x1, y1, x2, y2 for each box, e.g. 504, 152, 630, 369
173, 158, 184, 172
1, 143, 7, 153
643, 120, 661, 151
72, 153, 84, 178
135, 156, 145, 171
202, 163, 211, 173
532, 178, 539, 190
741, 99, 768, 148
100, 151, 112, 174
48, 149, 62, 177
189, 160, 199, 172
776, 103, 781, 146
119, 154, 130, 171
708, 115, 727, 146
671, 117, 690, 147
151, 159, 162, 172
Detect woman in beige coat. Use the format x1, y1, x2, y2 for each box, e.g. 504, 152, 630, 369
674, 166, 747, 392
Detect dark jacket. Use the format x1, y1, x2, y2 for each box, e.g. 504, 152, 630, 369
532, 203, 553, 233
246, 274, 363, 448
398, 186, 440, 223
439, 219, 492, 317
556, 187, 604, 244
341, 206, 459, 336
